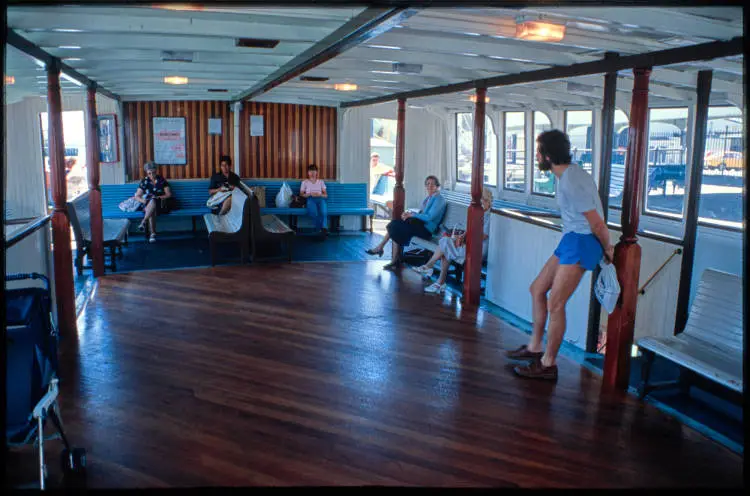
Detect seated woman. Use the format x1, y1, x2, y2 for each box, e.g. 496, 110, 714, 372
135, 161, 174, 243
300, 164, 328, 236
415, 188, 493, 294
366, 175, 447, 271
208, 155, 241, 215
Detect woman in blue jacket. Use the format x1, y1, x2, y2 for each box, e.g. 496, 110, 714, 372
366, 175, 447, 270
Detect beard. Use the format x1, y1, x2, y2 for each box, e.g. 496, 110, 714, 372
537, 157, 553, 172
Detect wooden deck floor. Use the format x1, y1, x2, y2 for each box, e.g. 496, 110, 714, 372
6, 261, 743, 488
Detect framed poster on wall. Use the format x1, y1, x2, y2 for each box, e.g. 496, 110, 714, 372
97, 113, 119, 163
153, 117, 187, 165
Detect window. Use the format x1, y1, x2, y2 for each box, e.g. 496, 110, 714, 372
504, 111, 525, 191
565, 110, 593, 175
532, 111, 554, 196
644, 107, 688, 218
608, 109, 630, 208
369, 118, 397, 217
455, 113, 498, 186
699, 106, 743, 229
40, 110, 87, 205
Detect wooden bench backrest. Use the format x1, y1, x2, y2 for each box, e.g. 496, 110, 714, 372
223, 188, 249, 234
66, 192, 90, 246
683, 268, 743, 354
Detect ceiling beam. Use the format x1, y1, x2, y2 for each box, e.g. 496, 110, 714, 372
341, 36, 743, 108
6, 28, 120, 101
232, 7, 419, 103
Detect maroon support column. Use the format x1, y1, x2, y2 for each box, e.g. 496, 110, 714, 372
602, 67, 651, 391
47, 60, 78, 336
86, 84, 105, 276
392, 98, 406, 223
463, 87, 487, 306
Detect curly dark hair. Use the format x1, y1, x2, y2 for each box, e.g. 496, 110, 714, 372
537, 129, 572, 166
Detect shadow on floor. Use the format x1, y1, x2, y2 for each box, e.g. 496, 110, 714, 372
585, 355, 743, 450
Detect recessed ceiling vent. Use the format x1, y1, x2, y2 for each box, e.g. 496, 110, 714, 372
208, 89, 228, 92
300, 76, 329, 82
393, 62, 422, 74
161, 50, 194, 62
236, 38, 280, 49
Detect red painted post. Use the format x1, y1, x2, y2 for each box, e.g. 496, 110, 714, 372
86, 85, 105, 276
463, 87, 486, 306
47, 60, 78, 336
392, 98, 406, 223
602, 67, 651, 391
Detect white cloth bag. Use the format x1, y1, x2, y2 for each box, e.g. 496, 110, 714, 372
206, 190, 232, 208
595, 260, 621, 314
275, 182, 293, 208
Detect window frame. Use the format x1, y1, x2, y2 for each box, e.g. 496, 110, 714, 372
454, 111, 499, 187
530, 110, 555, 198
502, 110, 527, 193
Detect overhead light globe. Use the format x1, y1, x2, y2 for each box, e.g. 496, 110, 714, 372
164, 76, 189, 85
334, 83, 357, 91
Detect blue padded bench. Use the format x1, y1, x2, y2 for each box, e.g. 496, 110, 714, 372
244, 180, 374, 232
101, 179, 375, 232
101, 180, 213, 231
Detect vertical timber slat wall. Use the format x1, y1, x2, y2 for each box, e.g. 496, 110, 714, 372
123, 100, 233, 181
239, 102, 337, 180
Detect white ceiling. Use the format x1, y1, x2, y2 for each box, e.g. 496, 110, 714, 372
5, 5, 744, 110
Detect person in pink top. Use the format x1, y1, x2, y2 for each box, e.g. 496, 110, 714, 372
300, 164, 328, 236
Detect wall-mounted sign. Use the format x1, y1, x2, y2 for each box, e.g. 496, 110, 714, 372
250, 115, 264, 137
153, 117, 187, 165
97, 113, 119, 164
208, 118, 222, 135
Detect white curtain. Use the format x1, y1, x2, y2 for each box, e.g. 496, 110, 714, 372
4, 96, 49, 219
338, 106, 373, 230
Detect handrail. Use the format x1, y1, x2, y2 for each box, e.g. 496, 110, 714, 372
5, 215, 52, 249
639, 248, 683, 295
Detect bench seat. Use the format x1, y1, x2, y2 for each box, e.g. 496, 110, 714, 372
68, 192, 130, 274
636, 268, 743, 401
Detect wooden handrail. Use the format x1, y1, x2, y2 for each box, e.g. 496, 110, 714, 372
639, 248, 683, 295
5, 215, 52, 249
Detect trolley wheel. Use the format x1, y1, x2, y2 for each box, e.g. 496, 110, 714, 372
61, 447, 87, 479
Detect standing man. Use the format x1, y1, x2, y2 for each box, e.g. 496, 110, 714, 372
507, 130, 614, 380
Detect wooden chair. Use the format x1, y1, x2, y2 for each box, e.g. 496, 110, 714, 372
67, 193, 129, 274
203, 188, 250, 266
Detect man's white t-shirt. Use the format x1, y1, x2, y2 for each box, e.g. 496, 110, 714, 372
556, 164, 604, 235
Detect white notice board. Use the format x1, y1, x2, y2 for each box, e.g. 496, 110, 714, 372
250, 115, 264, 137
153, 117, 187, 165
208, 118, 222, 135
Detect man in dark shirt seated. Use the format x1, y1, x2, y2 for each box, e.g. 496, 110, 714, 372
208, 155, 241, 215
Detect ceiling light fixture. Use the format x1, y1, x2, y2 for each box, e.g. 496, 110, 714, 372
5, 76, 15, 85
57, 45, 81, 49
334, 83, 357, 91
63, 57, 83, 62
469, 95, 490, 103
164, 76, 189, 85
152, 4, 204, 11
365, 44, 402, 50
53, 28, 83, 33
515, 18, 566, 42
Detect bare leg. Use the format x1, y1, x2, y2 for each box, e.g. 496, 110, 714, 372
391, 241, 401, 263
542, 263, 586, 367
422, 247, 444, 269
437, 255, 450, 284
149, 215, 156, 235
140, 200, 156, 228
528, 255, 560, 353
373, 232, 390, 251
219, 197, 232, 215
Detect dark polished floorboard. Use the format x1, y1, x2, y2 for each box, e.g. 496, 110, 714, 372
6, 262, 743, 488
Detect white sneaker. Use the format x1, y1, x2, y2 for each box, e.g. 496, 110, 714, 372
149, 233, 156, 243
424, 282, 446, 294
412, 265, 433, 277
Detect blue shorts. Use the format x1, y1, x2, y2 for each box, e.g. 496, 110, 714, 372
554, 232, 603, 271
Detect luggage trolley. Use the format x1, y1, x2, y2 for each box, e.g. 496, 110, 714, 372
5, 273, 86, 489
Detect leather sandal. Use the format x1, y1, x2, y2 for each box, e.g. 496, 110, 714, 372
366, 247, 384, 257
513, 358, 558, 381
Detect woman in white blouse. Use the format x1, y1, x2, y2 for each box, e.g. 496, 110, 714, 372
415, 188, 493, 294
300, 164, 328, 236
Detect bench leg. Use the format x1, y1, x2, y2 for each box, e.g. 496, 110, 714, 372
638, 350, 655, 400
110, 246, 117, 272
192, 217, 196, 233
287, 237, 293, 263
210, 238, 216, 266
